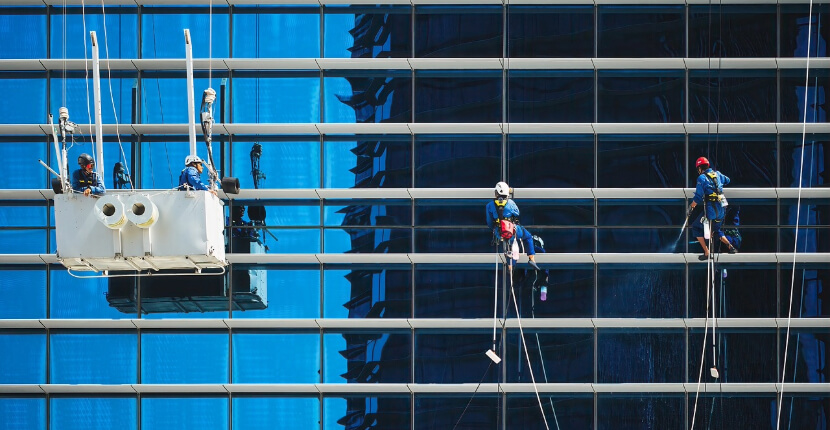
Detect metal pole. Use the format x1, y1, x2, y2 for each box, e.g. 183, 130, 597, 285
90, 31, 105, 187
185, 29, 197, 156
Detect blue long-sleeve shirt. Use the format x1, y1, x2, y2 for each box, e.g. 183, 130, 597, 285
693, 168, 730, 221
178, 166, 210, 191
71, 169, 105, 195
485, 198, 520, 230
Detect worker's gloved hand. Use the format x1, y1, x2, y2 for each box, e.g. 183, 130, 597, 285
687, 206, 695, 219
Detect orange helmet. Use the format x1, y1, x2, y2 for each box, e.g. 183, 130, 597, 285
695, 157, 710, 168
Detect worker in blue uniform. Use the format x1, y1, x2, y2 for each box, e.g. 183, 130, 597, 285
71, 153, 105, 197
177, 155, 217, 196
688, 157, 737, 260
486, 181, 540, 270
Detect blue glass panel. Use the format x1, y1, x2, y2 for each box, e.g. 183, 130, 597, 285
781, 227, 826, 253
689, 70, 776, 123
597, 394, 684, 430
780, 328, 828, 386
323, 72, 412, 123
508, 135, 595, 188
141, 7, 229, 59
50, 7, 138, 59
260, 228, 320, 253
50, 333, 136, 384
50, 397, 136, 430
323, 331, 411, 383
415, 6, 502, 58
141, 332, 228, 383
781, 70, 829, 123
688, 134, 777, 188
142, 74, 227, 124
688, 395, 778, 430
0, 140, 48, 189
0, 204, 45, 227
231, 74, 320, 123
230, 138, 320, 188
324, 268, 411, 319
597, 71, 684, 123
779, 266, 829, 317
325, 396, 410, 430
415, 395, 495, 429
324, 136, 412, 188
508, 71, 593, 123
324, 6, 411, 58
0, 229, 45, 253
0, 269, 46, 318
598, 6, 684, 58
780, 137, 828, 188
50, 73, 135, 125
507, 394, 593, 430
0, 333, 45, 383
140, 139, 194, 190
414, 331, 499, 383
414, 135, 501, 187
781, 4, 830, 57
689, 5, 776, 57
141, 397, 227, 430
597, 329, 684, 383
233, 6, 319, 58
597, 135, 685, 188
0, 72, 46, 124
414, 72, 502, 122
780, 199, 828, 227
597, 265, 684, 318
690, 264, 777, 318
325, 228, 410, 253
508, 5, 593, 58
689, 329, 777, 382
233, 268, 319, 319
0, 8, 46, 59
50, 269, 127, 319
233, 397, 319, 430
505, 329, 593, 383
233, 333, 319, 383
0, 398, 45, 430
326, 200, 411, 227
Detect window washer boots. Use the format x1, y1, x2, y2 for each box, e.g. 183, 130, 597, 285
528, 256, 540, 271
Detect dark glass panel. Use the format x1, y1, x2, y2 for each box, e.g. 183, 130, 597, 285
529, 227, 595, 254
689, 264, 777, 318
780, 198, 828, 227
597, 329, 684, 383
507, 394, 593, 430
325, 395, 410, 430
50, 397, 136, 430
597, 394, 684, 430
597, 6, 684, 58
780, 70, 829, 123
779, 266, 829, 318
0, 72, 46, 124
326, 200, 410, 227
50, 333, 137, 384
324, 267, 411, 319
141, 332, 228, 383
141, 7, 229, 58
781, 227, 827, 252
689, 70, 776, 123
598, 228, 677, 253
688, 134, 777, 188
141, 397, 228, 430
414, 71, 502, 123
415, 228, 488, 254
0, 7, 46, 59
505, 329, 593, 383
0, 332, 45, 383
597, 135, 685, 188
231, 72, 319, 123
509, 264, 594, 318
597, 264, 684, 318
598, 200, 684, 227
597, 71, 684, 123
415, 6, 502, 58
689, 329, 777, 382
323, 331, 411, 383
414, 266, 503, 319
233, 397, 319, 430
779, 394, 829, 430
0, 398, 45, 430
507, 71, 593, 123
688, 395, 778, 430
689, 5, 776, 57
414, 135, 501, 188
50, 6, 137, 59
781, 4, 830, 57
324, 135, 413, 188
0, 268, 46, 318
508, 135, 595, 188
324, 70, 412, 123
232, 267, 319, 319
415, 198, 487, 228
414, 331, 499, 383
0, 139, 48, 189
510, 199, 594, 227
233, 332, 319, 383
325, 227, 411, 253
780, 137, 829, 188
232, 6, 320, 58
507, 5, 593, 58
324, 6, 412, 58
415, 395, 497, 430
780, 328, 829, 391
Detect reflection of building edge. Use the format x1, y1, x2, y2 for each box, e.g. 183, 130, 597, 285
339, 11, 412, 430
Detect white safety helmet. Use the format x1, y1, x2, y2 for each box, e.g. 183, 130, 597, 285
495, 181, 511, 197
185, 155, 204, 166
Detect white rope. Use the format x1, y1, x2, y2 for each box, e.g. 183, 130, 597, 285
492, 250, 499, 353
777, 1, 815, 424
81, 0, 92, 147
531, 286, 561, 430
689, 228, 715, 430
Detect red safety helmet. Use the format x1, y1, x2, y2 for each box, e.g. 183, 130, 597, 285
695, 157, 710, 169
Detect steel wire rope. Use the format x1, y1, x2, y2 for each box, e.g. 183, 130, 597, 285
149, 12, 173, 187
530, 275, 562, 430
80, 0, 93, 154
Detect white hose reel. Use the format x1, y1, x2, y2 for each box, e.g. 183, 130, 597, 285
94, 195, 127, 229
125, 194, 159, 228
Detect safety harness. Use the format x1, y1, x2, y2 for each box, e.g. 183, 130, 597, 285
704, 171, 724, 203
494, 197, 516, 239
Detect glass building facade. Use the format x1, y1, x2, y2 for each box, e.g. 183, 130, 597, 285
0, 1, 828, 429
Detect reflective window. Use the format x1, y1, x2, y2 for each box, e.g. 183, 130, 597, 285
597, 329, 684, 383
780, 136, 827, 188
508, 71, 594, 123
688, 134, 777, 188
233, 6, 319, 58
415, 267, 501, 318
232, 137, 320, 189
324, 6, 411, 58
233, 268, 319, 319
597, 6, 684, 58
597, 71, 684, 123
779, 266, 828, 317
508, 135, 595, 188
597, 135, 685, 188
0, 72, 45, 124
508, 5, 593, 58
415, 6, 502, 58
323, 331, 411, 383
781, 4, 830, 57
327, 200, 411, 227
689, 264, 777, 318
689, 70, 776, 123
232, 73, 320, 123
141, 397, 228, 430
51, 397, 136, 430
414, 71, 502, 123
0, 332, 45, 384
141, 7, 229, 59
505, 329, 593, 383
0, 398, 45, 430
326, 396, 410, 430
780, 69, 829, 123
233, 332, 319, 383
324, 136, 412, 188
323, 70, 412, 123
689, 5, 776, 57
0, 268, 46, 318
50, 269, 128, 319
689, 329, 777, 382
507, 394, 593, 429
142, 73, 226, 124
415, 395, 496, 429
324, 268, 411, 319
414, 135, 501, 188
597, 265, 684, 318
141, 332, 228, 383
50, 7, 137, 59
233, 397, 319, 430
0, 7, 46, 59
414, 331, 499, 383
518, 265, 594, 318
0, 229, 46, 253
688, 395, 778, 430
325, 228, 411, 253
50, 72, 135, 125
597, 394, 684, 429
0, 139, 48, 189
50, 332, 137, 384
